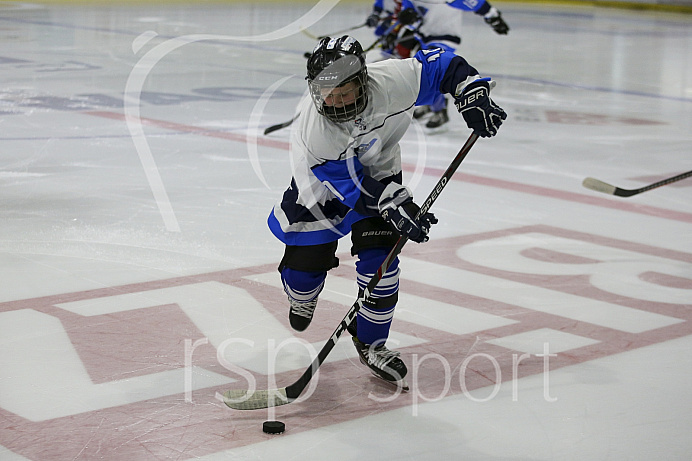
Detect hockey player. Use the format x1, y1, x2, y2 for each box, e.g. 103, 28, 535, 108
366, 0, 509, 129
267, 35, 505, 389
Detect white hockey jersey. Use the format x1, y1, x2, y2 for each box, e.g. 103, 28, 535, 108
268, 48, 481, 246
374, 0, 487, 50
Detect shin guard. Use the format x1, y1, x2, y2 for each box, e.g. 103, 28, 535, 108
354, 247, 399, 345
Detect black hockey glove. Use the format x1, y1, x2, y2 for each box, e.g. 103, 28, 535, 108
366, 6, 383, 27
366, 12, 380, 27
378, 183, 437, 243
397, 7, 421, 26
485, 8, 509, 35
455, 79, 507, 138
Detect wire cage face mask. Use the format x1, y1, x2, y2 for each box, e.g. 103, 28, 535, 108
307, 49, 369, 123
308, 73, 368, 122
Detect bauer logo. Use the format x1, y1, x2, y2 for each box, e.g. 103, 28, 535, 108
361, 230, 393, 237
465, 87, 487, 105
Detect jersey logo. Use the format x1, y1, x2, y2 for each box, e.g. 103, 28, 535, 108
354, 118, 367, 131
421, 48, 444, 62
354, 138, 377, 155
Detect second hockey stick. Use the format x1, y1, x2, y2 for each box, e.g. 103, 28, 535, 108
582, 169, 692, 197
305, 34, 384, 59
222, 131, 480, 410
263, 114, 299, 135
300, 22, 368, 41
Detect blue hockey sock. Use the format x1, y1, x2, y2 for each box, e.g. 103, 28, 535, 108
281, 267, 326, 302
431, 93, 447, 113
355, 248, 399, 345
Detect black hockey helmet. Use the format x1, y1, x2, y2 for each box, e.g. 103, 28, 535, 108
306, 35, 368, 123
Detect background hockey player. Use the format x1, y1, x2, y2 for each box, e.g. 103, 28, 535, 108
267, 35, 506, 389
366, 0, 509, 129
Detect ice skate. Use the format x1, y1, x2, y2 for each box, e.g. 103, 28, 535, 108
413, 105, 431, 119
288, 297, 317, 332
425, 108, 449, 130
353, 336, 409, 391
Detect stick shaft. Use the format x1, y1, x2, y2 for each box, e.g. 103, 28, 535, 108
631, 169, 692, 195
285, 132, 479, 400
317, 22, 368, 40
225, 132, 480, 410
583, 169, 692, 197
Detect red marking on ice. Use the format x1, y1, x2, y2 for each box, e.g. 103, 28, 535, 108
1, 226, 690, 460
84, 110, 691, 224
544, 110, 665, 126
62, 303, 215, 383
401, 164, 692, 224
520, 247, 600, 264
86, 110, 290, 151
639, 271, 692, 289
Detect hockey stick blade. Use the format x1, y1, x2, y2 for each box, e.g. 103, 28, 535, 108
223, 387, 290, 410
263, 115, 298, 135
582, 177, 618, 195
583, 169, 692, 197
222, 132, 479, 410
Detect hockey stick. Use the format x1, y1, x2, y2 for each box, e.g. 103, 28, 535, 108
263, 114, 299, 135
362, 18, 407, 54
304, 35, 384, 63
582, 169, 692, 197
300, 22, 368, 41
222, 132, 480, 410
317, 22, 368, 40
363, 36, 385, 53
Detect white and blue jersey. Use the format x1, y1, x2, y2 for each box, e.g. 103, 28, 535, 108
424, 0, 491, 47
373, 0, 490, 53
372, 0, 487, 14
268, 48, 481, 246
446, 0, 487, 12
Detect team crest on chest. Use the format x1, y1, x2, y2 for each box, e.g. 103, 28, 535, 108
354, 118, 367, 131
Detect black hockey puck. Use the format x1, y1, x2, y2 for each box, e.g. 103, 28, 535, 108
262, 420, 285, 434
303, 52, 312, 59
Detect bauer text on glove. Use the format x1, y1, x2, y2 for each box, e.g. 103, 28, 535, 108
455, 79, 507, 138
378, 183, 438, 243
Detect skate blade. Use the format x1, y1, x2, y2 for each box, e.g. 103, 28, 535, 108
369, 370, 409, 392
